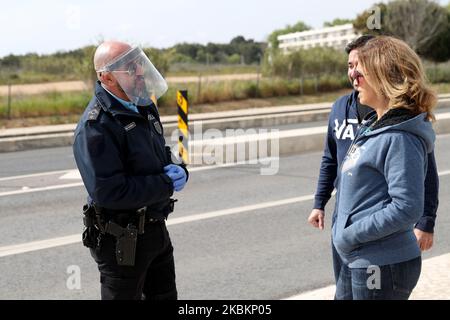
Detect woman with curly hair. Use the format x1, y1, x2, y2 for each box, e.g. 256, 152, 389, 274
332, 36, 437, 300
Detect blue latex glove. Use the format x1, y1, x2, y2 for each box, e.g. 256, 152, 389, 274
164, 164, 187, 192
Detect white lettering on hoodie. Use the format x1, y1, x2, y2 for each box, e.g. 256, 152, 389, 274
334, 119, 359, 140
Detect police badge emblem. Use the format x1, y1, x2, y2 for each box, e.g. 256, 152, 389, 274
153, 121, 163, 135
148, 114, 162, 135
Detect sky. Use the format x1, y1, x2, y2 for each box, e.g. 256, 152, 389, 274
0, 0, 448, 58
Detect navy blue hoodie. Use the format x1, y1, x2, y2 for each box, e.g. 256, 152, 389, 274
314, 90, 439, 233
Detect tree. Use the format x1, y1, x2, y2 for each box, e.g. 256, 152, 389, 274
227, 54, 241, 64
421, 2, 450, 62
230, 36, 247, 45
0, 54, 21, 68
354, 0, 449, 62
143, 48, 170, 75
263, 47, 347, 78
384, 0, 448, 54
229, 36, 265, 64
323, 18, 354, 27
268, 21, 311, 49
172, 43, 203, 60
74, 45, 97, 85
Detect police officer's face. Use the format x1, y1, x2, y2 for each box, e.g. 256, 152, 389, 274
114, 58, 146, 99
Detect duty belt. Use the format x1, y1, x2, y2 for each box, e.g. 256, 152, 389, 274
96, 206, 164, 235
82, 200, 177, 266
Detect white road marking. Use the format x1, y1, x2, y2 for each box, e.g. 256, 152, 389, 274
0, 160, 448, 257
0, 169, 71, 182
56, 157, 279, 179
0, 157, 279, 196
0, 194, 313, 258
167, 194, 313, 225
1, 166, 447, 198
0, 182, 84, 197
0, 235, 81, 259
439, 170, 450, 176
59, 170, 81, 180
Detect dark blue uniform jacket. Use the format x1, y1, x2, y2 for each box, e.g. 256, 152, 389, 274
73, 82, 187, 218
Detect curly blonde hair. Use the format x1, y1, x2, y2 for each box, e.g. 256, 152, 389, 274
358, 36, 436, 121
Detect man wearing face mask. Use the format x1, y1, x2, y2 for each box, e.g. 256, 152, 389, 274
73, 41, 188, 300
307, 35, 439, 299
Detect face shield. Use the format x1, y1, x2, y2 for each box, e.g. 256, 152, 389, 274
97, 47, 168, 106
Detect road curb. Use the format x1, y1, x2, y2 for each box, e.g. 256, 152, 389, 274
1, 100, 450, 155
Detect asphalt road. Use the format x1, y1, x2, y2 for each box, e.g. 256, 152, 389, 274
0, 134, 449, 300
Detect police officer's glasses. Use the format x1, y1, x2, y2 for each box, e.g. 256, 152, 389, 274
113, 57, 145, 77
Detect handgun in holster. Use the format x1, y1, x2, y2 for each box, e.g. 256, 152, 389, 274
105, 221, 138, 266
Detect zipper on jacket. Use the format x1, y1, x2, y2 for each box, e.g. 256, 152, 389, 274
333, 121, 370, 215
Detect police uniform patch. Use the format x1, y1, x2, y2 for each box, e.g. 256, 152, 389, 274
87, 103, 101, 121
148, 114, 162, 135
124, 122, 136, 131
153, 121, 163, 135
88, 109, 99, 120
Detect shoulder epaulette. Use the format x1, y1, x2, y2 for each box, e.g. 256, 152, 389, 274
87, 102, 102, 121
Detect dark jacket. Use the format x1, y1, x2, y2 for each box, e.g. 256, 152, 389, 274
314, 90, 439, 233
73, 82, 186, 219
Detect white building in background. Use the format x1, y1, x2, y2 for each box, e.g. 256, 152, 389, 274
277, 23, 359, 53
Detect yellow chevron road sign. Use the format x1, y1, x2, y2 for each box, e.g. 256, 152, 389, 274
177, 90, 189, 164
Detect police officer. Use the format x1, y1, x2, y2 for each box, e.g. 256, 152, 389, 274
73, 41, 188, 300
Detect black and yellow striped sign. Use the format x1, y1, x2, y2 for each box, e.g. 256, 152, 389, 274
177, 90, 189, 164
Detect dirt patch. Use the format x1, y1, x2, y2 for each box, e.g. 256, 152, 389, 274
0, 81, 89, 96
0, 74, 261, 97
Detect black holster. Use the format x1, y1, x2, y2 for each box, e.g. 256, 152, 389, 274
82, 203, 139, 266
104, 221, 138, 267
81, 200, 177, 267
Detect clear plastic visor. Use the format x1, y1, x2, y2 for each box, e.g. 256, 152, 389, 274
97, 47, 168, 106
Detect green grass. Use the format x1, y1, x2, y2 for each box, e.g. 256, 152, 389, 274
160, 75, 350, 107
431, 83, 450, 94
0, 91, 91, 119
425, 61, 450, 84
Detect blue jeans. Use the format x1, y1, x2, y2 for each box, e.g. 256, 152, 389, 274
334, 256, 422, 300
331, 213, 343, 286
332, 242, 343, 285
